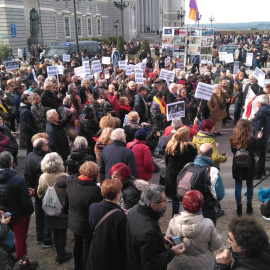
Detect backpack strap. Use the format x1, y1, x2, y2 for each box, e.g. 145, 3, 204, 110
94, 208, 120, 232
130, 142, 139, 150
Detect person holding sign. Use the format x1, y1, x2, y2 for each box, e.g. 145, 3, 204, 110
207, 85, 229, 136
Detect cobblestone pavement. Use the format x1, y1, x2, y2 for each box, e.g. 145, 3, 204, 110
23, 195, 270, 269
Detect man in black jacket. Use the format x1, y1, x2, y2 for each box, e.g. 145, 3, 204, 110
126, 184, 185, 270
133, 86, 148, 123
0, 151, 38, 269
166, 83, 178, 104
41, 80, 59, 110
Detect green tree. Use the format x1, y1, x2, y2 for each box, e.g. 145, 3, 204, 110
116, 35, 124, 56
0, 42, 11, 62
140, 40, 150, 53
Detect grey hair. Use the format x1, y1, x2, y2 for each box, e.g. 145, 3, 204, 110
0, 151, 13, 169
180, 71, 186, 77
169, 83, 177, 92
44, 80, 52, 89
128, 81, 135, 88
171, 118, 183, 130
199, 143, 213, 158
139, 184, 164, 206
74, 136, 88, 149
46, 109, 57, 120
45, 76, 57, 82
81, 78, 90, 87
41, 152, 65, 173
110, 128, 125, 141
257, 94, 269, 105
249, 74, 255, 79
38, 75, 45, 82
63, 95, 71, 106
99, 79, 107, 88
68, 83, 76, 92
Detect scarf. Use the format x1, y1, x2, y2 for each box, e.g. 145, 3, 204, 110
245, 96, 256, 119
119, 105, 131, 112
153, 96, 166, 114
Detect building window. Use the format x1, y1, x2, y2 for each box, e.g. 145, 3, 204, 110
64, 17, 70, 37
97, 18, 101, 36
77, 17, 82, 36
88, 18, 92, 36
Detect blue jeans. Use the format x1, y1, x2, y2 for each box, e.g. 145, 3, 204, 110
154, 136, 164, 155
172, 199, 180, 217
235, 179, 253, 206
35, 195, 52, 243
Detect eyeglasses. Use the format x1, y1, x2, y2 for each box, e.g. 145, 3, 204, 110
155, 197, 167, 204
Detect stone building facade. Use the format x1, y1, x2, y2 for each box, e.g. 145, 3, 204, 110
0, 0, 185, 55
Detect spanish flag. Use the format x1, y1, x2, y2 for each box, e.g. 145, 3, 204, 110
189, 0, 199, 22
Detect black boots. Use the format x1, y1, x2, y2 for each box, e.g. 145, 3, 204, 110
236, 205, 242, 217
246, 204, 253, 215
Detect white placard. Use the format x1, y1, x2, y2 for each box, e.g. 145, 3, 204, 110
159, 69, 175, 82
165, 57, 170, 67
126, 65, 135, 75
32, 68, 38, 83
258, 73, 265, 87
83, 61, 91, 75
219, 52, 227, 62
242, 87, 257, 120
233, 61, 239, 75
246, 53, 253, 66
135, 68, 144, 84
5, 60, 19, 71
225, 53, 234, 64
63, 54, 70, 62
74, 66, 86, 78
104, 68, 110, 79
166, 100, 185, 121
194, 82, 214, 101
119, 61, 127, 70
154, 60, 158, 70
47, 66, 59, 76
102, 56, 111, 65
140, 61, 146, 70
135, 63, 142, 69
142, 58, 147, 63
92, 60, 102, 74
57, 65, 64, 75
253, 67, 265, 80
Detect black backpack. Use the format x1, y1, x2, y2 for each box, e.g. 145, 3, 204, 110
176, 162, 211, 201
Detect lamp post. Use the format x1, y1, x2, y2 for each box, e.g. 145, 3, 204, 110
113, 0, 129, 38
114, 20, 119, 37
197, 13, 202, 28
177, 7, 186, 27
209, 15, 214, 28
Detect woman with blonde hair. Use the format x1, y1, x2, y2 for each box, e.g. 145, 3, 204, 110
165, 127, 197, 216
123, 111, 142, 142
94, 127, 113, 164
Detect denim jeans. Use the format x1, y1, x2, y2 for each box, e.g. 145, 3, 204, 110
35, 196, 52, 243
154, 136, 164, 155
235, 179, 253, 206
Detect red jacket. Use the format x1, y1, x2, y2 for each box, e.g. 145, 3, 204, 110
126, 139, 154, 181
108, 92, 119, 116
163, 123, 199, 139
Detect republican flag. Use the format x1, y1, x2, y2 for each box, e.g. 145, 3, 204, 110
189, 0, 199, 22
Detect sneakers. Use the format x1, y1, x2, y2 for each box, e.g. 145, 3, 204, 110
24, 261, 38, 270
263, 216, 270, 222
57, 252, 72, 264
42, 241, 54, 249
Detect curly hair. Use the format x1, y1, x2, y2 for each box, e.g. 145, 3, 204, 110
79, 161, 98, 179
98, 127, 113, 145
41, 152, 65, 174
165, 127, 196, 155
99, 115, 116, 129
230, 119, 252, 149
228, 216, 269, 257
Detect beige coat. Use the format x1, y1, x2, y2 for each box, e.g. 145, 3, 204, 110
166, 212, 222, 270
207, 91, 229, 121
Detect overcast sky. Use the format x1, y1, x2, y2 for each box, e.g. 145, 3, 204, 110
184, 0, 269, 24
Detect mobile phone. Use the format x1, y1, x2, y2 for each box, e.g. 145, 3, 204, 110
3, 212, 12, 217
221, 152, 227, 156
172, 236, 181, 246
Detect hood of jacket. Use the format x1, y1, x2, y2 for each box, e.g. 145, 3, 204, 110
194, 155, 218, 169
19, 102, 31, 113
0, 168, 17, 183
70, 148, 89, 161
259, 104, 270, 116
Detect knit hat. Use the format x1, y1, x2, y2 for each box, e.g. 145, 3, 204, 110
201, 119, 215, 131
183, 190, 204, 214
135, 129, 147, 141
109, 163, 131, 182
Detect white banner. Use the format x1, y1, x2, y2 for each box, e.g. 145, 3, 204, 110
92, 60, 102, 74
258, 73, 265, 87
5, 60, 19, 71
166, 100, 185, 121
63, 54, 70, 62
253, 67, 265, 80
104, 68, 110, 79
233, 61, 239, 75
140, 61, 146, 70
155, 60, 158, 70
102, 56, 111, 65
165, 57, 170, 67
47, 66, 59, 76
74, 66, 86, 78
194, 82, 214, 101
159, 69, 175, 82
126, 65, 134, 75
119, 61, 127, 70
83, 61, 91, 75
219, 52, 227, 62
225, 53, 234, 64
135, 68, 144, 84
56, 65, 64, 75
246, 53, 253, 66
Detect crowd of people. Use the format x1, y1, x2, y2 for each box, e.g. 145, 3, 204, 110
0, 34, 270, 270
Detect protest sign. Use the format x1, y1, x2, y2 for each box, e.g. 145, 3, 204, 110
242, 88, 257, 120
63, 54, 70, 62
92, 60, 102, 74
258, 73, 265, 87
102, 56, 111, 65
74, 66, 86, 78
253, 67, 265, 80
165, 57, 170, 67
119, 61, 127, 70
140, 61, 146, 70
166, 100, 185, 121
104, 68, 110, 79
159, 69, 175, 82
57, 65, 64, 75
233, 61, 239, 74
246, 53, 253, 66
219, 52, 227, 62
155, 60, 158, 70
194, 82, 214, 101
32, 68, 38, 83
126, 64, 135, 75
142, 58, 147, 63
225, 53, 234, 64
135, 69, 143, 84
47, 66, 59, 76
83, 61, 91, 74
5, 60, 19, 71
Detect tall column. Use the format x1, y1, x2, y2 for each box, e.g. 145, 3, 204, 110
137, 0, 140, 33
148, 0, 151, 31
140, 0, 144, 33
152, 0, 155, 31
144, 0, 148, 33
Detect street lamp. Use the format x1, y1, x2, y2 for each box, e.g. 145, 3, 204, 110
114, 20, 119, 37
209, 15, 214, 28
177, 7, 186, 27
113, 0, 129, 38
197, 13, 202, 28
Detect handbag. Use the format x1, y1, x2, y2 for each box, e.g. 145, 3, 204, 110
214, 94, 226, 109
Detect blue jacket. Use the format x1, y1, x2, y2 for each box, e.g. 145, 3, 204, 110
13, 92, 21, 122
252, 104, 270, 146
0, 169, 34, 220
192, 55, 200, 65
